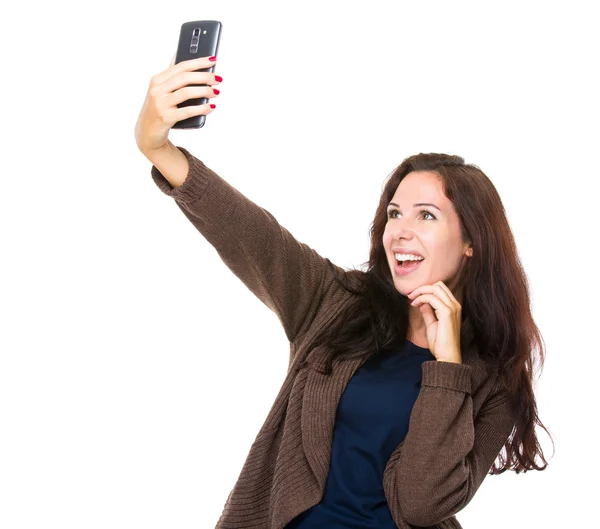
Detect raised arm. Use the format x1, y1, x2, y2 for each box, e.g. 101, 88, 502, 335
147, 143, 351, 345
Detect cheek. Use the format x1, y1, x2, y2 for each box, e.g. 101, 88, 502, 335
382, 230, 392, 247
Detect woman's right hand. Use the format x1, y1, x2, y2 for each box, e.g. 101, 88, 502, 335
134, 54, 222, 153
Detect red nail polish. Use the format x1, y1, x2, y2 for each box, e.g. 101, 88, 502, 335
214, 75, 223, 82
209, 56, 217, 61
213, 88, 220, 94
210, 104, 216, 109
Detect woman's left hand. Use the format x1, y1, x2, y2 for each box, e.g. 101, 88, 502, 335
407, 281, 463, 363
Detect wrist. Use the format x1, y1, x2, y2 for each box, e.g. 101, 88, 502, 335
141, 140, 173, 162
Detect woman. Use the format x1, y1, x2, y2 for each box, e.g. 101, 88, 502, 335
135, 55, 552, 529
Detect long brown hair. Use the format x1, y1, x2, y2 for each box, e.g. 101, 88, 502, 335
300, 152, 553, 474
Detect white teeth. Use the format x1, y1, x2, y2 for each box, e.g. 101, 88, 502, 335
395, 253, 424, 261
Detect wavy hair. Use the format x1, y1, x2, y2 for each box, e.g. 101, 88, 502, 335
299, 152, 553, 474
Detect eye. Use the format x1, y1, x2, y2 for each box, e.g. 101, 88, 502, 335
387, 208, 436, 220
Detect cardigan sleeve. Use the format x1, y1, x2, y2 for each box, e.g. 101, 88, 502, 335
385, 360, 515, 527
150, 145, 347, 344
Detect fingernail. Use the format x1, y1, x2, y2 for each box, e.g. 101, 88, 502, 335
210, 104, 216, 109
213, 88, 220, 94
209, 56, 217, 61
214, 75, 223, 82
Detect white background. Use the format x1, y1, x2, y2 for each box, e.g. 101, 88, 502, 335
1, 0, 597, 527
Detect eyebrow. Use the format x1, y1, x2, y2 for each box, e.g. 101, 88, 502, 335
387, 202, 441, 211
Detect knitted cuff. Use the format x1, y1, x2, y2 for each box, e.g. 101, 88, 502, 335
421, 360, 472, 394
150, 145, 211, 204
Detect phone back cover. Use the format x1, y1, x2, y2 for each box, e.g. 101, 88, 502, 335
173, 20, 222, 129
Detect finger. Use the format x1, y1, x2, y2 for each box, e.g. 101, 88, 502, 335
408, 284, 442, 300
419, 303, 437, 327
435, 281, 460, 305
154, 55, 216, 88
411, 293, 449, 311
426, 283, 456, 309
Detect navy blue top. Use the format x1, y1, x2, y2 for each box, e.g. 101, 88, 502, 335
284, 339, 435, 528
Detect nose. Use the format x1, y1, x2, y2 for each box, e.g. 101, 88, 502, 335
391, 218, 417, 239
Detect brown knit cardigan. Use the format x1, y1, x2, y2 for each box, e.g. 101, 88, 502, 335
150, 146, 516, 529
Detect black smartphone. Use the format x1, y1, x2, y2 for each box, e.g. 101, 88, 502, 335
172, 20, 222, 129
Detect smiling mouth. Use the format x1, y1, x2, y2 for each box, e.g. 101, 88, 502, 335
393, 255, 425, 265
393, 256, 425, 275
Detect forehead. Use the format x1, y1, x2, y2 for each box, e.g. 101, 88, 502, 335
392, 171, 446, 203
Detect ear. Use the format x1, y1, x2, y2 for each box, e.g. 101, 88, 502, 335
465, 246, 473, 257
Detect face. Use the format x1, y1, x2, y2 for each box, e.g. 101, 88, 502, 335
382, 170, 473, 297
